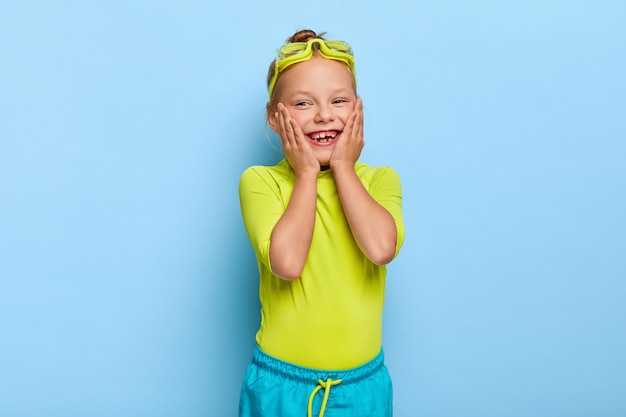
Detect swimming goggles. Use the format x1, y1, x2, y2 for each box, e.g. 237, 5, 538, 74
268, 38, 356, 97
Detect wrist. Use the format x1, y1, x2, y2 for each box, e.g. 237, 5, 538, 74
294, 167, 320, 181
329, 161, 356, 175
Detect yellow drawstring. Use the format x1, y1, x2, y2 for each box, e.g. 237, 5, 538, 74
307, 377, 342, 417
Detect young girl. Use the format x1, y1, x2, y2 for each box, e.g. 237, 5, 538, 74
238, 29, 404, 417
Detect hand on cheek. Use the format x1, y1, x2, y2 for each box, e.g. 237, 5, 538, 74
330, 97, 364, 169
276, 103, 320, 174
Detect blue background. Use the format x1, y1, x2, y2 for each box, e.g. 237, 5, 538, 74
1, 1, 625, 416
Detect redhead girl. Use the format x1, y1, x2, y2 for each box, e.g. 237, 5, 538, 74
238, 29, 404, 417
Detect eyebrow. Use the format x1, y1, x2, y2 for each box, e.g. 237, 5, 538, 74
290, 87, 354, 96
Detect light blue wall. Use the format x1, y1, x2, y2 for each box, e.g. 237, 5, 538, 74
1, 1, 625, 416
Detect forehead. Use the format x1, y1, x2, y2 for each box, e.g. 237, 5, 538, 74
277, 55, 355, 94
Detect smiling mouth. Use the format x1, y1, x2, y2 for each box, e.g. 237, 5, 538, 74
308, 130, 339, 144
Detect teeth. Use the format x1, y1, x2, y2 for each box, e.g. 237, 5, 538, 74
311, 132, 337, 141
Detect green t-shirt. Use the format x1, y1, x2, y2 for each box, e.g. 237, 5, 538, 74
239, 159, 404, 369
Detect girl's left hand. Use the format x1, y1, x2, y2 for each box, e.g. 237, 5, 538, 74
329, 97, 364, 170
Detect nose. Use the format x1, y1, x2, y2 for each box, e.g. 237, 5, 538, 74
314, 104, 335, 123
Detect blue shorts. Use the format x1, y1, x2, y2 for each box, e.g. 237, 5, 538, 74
239, 345, 393, 417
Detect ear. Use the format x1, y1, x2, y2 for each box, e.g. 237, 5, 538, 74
267, 102, 279, 133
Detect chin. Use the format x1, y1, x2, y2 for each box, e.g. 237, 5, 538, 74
314, 153, 333, 167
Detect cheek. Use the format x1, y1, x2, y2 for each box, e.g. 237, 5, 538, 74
340, 108, 355, 122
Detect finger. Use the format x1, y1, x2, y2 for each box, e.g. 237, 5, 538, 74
344, 106, 358, 141
277, 104, 295, 146
276, 110, 287, 144
355, 98, 364, 140
281, 105, 299, 146
276, 104, 286, 139
289, 118, 305, 145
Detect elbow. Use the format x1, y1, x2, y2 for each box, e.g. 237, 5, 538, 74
367, 238, 397, 266
278, 274, 301, 281
270, 258, 304, 281
273, 268, 302, 281
268, 237, 308, 280
369, 250, 395, 266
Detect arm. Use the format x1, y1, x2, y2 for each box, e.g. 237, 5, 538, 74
268, 104, 320, 280
330, 98, 398, 265
333, 166, 398, 265
269, 170, 317, 280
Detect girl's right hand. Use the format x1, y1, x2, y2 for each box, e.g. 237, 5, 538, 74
276, 103, 320, 175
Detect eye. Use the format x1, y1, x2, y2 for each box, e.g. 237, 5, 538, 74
332, 99, 348, 104
295, 101, 311, 107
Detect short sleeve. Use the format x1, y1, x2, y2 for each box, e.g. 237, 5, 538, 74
366, 166, 405, 258
238, 166, 290, 270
